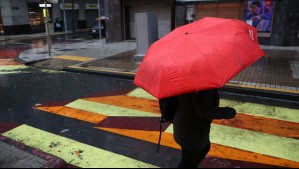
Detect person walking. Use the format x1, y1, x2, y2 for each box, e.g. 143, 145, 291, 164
173, 89, 237, 168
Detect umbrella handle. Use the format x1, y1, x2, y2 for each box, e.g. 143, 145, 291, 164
156, 121, 163, 153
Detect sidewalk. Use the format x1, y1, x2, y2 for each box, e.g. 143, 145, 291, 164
0, 135, 66, 168
17, 37, 299, 97
2, 33, 299, 168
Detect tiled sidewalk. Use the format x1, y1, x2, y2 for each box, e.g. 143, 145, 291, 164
231, 48, 299, 92
0, 142, 47, 168
0, 136, 66, 168
67, 46, 299, 94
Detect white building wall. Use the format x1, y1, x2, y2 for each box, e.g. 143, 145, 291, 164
0, 0, 29, 26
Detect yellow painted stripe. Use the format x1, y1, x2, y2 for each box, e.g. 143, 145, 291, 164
227, 83, 299, 95
0, 65, 29, 74
127, 88, 156, 100
83, 95, 160, 114
211, 124, 299, 162
164, 124, 299, 162
220, 99, 299, 123
0, 65, 62, 74
83, 94, 299, 139
54, 55, 95, 62
3, 125, 158, 168
66, 99, 160, 117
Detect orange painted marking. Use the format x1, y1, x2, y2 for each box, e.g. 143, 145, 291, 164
0, 59, 21, 65
85, 95, 299, 139
84, 95, 160, 115
35, 106, 107, 123
34, 96, 299, 168
214, 113, 299, 139
98, 127, 299, 168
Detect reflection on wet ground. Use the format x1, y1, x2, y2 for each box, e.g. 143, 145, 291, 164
0, 33, 93, 59
80, 49, 139, 73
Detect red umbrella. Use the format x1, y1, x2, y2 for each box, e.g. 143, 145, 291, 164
134, 17, 266, 99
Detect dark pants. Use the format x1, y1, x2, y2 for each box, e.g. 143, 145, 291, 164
178, 142, 211, 168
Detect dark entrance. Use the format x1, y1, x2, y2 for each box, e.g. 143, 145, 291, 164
28, 3, 52, 33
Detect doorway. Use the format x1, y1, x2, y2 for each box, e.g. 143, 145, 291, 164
0, 8, 3, 34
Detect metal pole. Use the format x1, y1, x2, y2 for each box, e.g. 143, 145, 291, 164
72, 0, 75, 33
44, 0, 51, 56
63, 0, 67, 32
98, 0, 102, 39
171, 0, 176, 31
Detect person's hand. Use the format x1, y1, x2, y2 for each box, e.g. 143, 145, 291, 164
223, 107, 237, 119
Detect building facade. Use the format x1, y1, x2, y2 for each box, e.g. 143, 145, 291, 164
105, 0, 298, 46
0, 0, 102, 35
0, 0, 298, 46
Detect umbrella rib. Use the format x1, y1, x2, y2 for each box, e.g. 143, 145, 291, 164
186, 35, 221, 87
156, 34, 188, 97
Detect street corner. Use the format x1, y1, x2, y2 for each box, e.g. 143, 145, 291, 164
28, 55, 96, 71
63, 50, 139, 79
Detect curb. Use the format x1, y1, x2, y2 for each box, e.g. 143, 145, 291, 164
0, 136, 66, 168
63, 66, 135, 80
63, 65, 299, 109
220, 84, 299, 109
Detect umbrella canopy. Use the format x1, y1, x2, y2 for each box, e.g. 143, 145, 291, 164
134, 17, 266, 99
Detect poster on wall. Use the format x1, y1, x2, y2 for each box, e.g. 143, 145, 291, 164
244, 0, 274, 32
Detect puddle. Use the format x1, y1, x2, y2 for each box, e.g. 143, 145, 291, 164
79, 49, 140, 73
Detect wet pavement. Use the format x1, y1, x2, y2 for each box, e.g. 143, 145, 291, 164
1, 32, 299, 168
0, 56, 299, 168
12, 33, 298, 97
0, 136, 66, 168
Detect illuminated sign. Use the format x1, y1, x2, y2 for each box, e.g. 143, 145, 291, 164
86, 4, 98, 9
60, 3, 79, 10
39, 4, 52, 8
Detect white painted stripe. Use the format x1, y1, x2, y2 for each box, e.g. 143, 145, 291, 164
66, 99, 160, 117
3, 125, 158, 168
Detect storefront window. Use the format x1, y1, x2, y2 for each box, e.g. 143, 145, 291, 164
28, 3, 52, 33
244, 0, 275, 33
28, 8, 45, 32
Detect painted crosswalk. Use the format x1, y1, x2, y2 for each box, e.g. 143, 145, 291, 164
4, 88, 299, 168
3, 125, 157, 168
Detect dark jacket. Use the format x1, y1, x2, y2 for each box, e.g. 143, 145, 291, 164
173, 89, 236, 151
